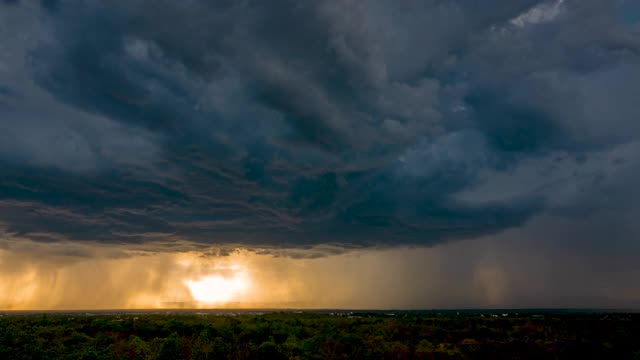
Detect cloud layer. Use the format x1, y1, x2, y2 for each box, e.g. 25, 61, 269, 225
1, 0, 639, 251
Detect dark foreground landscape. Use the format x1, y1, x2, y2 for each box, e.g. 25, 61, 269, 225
1, 310, 639, 359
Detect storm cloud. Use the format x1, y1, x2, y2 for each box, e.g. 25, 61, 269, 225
1, 0, 639, 252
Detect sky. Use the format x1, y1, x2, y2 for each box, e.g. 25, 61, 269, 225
0, 0, 639, 310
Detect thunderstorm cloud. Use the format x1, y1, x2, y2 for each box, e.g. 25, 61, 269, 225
1, 0, 639, 254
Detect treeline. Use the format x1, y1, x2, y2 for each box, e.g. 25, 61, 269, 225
0, 312, 639, 359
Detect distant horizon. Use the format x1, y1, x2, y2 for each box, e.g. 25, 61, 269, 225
3, 307, 640, 315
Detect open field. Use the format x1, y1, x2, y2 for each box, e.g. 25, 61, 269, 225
1, 310, 639, 359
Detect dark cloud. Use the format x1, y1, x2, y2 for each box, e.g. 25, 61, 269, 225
0, 0, 639, 252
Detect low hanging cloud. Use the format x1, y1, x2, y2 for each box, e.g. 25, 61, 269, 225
0, 0, 639, 252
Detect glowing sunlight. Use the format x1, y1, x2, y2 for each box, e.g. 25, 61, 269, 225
183, 265, 251, 305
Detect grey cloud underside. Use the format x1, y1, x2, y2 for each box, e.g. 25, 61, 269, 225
0, 0, 639, 248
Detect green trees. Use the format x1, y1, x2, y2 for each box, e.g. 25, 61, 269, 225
157, 332, 181, 360
0, 312, 638, 359
191, 329, 229, 360
251, 340, 286, 360
124, 336, 151, 360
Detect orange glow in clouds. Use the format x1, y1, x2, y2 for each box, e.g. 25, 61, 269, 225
183, 265, 251, 305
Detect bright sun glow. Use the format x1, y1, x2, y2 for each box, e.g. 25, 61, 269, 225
183, 267, 250, 304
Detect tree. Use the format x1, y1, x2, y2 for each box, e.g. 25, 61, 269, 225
251, 340, 286, 360
158, 332, 181, 360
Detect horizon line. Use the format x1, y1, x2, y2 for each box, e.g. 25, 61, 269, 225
2, 307, 639, 314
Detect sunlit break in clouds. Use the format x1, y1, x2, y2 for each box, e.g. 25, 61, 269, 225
183, 264, 251, 305
1, 0, 640, 310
